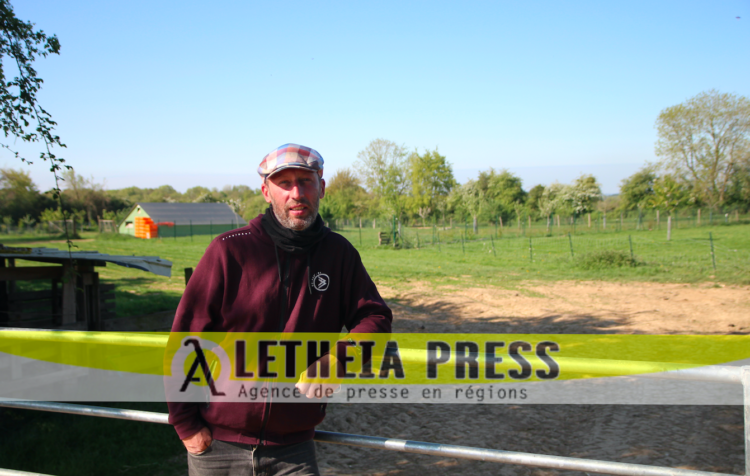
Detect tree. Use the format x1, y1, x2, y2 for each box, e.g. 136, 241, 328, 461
355, 139, 410, 221
185, 186, 218, 202
655, 90, 750, 209
479, 169, 527, 223
596, 195, 620, 214
455, 180, 487, 234
527, 184, 545, 213
107, 185, 182, 204
0, 167, 51, 223
408, 148, 456, 226
322, 168, 370, 220
61, 169, 111, 224
564, 174, 602, 214
726, 162, 750, 209
649, 175, 690, 214
0, 1, 67, 189
618, 167, 657, 211
536, 184, 566, 232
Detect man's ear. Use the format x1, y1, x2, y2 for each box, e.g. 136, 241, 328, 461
319, 178, 326, 199
261, 180, 273, 204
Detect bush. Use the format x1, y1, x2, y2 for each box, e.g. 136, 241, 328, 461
576, 250, 640, 270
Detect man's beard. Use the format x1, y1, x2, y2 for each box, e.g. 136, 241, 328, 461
270, 196, 320, 231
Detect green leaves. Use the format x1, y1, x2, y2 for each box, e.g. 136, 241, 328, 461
0, 0, 70, 248
355, 139, 410, 218
655, 90, 750, 208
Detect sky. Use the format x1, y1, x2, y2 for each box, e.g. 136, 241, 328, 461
4, 0, 749, 195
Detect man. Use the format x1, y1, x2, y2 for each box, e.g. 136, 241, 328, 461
168, 144, 392, 475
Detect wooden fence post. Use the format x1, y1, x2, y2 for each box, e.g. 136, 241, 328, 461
62, 262, 76, 325
667, 215, 672, 241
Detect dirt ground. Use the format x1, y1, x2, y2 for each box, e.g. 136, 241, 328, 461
315, 280, 750, 475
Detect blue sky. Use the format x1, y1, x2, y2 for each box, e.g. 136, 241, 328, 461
4, 0, 749, 194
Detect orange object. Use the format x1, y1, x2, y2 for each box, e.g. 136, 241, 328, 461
135, 216, 157, 239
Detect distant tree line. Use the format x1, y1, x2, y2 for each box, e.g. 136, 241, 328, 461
323, 140, 608, 232
2, 90, 748, 232
0, 169, 269, 230
326, 90, 750, 228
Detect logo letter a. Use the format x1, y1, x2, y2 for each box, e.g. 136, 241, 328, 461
180, 339, 226, 396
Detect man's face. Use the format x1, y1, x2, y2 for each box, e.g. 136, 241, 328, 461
261, 168, 326, 231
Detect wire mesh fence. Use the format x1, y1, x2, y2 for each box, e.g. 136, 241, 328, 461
333, 216, 750, 281
329, 207, 750, 240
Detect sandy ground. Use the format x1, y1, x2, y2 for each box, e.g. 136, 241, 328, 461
314, 280, 750, 475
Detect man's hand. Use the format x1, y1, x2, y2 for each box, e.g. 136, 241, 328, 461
182, 427, 213, 455
295, 353, 342, 399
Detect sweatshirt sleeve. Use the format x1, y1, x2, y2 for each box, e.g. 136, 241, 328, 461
343, 246, 392, 335
167, 241, 227, 440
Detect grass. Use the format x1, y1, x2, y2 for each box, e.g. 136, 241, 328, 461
575, 250, 640, 270
338, 223, 750, 287
2, 223, 748, 474
0, 403, 185, 476
4, 223, 749, 319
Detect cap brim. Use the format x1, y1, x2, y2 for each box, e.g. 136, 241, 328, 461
266, 163, 321, 178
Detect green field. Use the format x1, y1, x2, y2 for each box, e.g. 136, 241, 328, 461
338, 223, 750, 286
0, 403, 184, 476
4, 222, 749, 319
2, 224, 749, 475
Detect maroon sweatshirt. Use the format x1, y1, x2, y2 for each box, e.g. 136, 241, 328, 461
167, 215, 392, 445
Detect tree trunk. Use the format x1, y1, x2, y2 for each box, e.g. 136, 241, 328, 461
473, 216, 478, 234
667, 215, 672, 241
546, 215, 550, 233
587, 213, 591, 228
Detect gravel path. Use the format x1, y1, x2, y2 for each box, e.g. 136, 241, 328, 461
316, 281, 748, 475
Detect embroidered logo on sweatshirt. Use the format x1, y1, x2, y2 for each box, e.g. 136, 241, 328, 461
311, 272, 329, 291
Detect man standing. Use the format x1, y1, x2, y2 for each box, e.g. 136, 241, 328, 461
168, 144, 392, 475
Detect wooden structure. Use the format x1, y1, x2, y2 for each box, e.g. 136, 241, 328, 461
98, 219, 116, 233
0, 246, 171, 330
378, 231, 399, 246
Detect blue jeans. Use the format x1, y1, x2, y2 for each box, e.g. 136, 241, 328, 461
187, 439, 319, 476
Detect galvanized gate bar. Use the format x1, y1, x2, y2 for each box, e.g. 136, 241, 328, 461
0, 401, 739, 476
0, 400, 169, 424
314, 431, 730, 476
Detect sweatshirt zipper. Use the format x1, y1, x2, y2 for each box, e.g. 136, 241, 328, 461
259, 252, 291, 445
